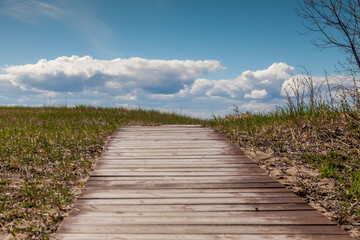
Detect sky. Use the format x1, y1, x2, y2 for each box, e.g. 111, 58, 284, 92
0, 0, 346, 117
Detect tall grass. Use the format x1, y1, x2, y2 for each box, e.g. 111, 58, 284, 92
0, 106, 203, 239
206, 74, 360, 230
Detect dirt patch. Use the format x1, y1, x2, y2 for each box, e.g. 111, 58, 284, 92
242, 146, 360, 239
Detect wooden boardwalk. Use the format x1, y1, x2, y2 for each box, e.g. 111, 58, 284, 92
54, 125, 353, 239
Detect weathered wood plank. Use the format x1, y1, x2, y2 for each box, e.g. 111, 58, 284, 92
75, 197, 307, 204
56, 224, 347, 234
106, 143, 233, 147
104, 149, 241, 153
54, 234, 352, 240
89, 167, 266, 172
84, 181, 280, 188
87, 176, 276, 181
107, 140, 237, 144
78, 188, 292, 193
59, 215, 335, 225
79, 191, 298, 199
95, 164, 259, 168
84, 179, 279, 187
67, 211, 324, 218
97, 158, 254, 163
89, 171, 274, 176
101, 153, 245, 157
101, 155, 252, 158
76, 182, 285, 189
91, 169, 274, 175
75, 203, 314, 212
53, 125, 352, 239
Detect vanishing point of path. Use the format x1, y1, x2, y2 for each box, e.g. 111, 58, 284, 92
54, 125, 353, 240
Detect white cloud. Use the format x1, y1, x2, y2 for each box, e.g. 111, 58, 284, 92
2, 55, 224, 94
178, 62, 295, 99
6, 56, 350, 117
244, 89, 268, 99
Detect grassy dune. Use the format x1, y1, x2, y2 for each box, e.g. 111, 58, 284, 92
0, 106, 203, 239
206, 104, 360, 237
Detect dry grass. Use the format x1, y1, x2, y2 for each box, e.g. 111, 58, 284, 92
206, 104, 360, 238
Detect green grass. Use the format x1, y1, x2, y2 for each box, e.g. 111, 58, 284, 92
0, 106, 204, 239
205, 104, 360, 224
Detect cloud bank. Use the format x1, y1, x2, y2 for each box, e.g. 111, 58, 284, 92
0, 55, 316, 117
4, 56, 223, 94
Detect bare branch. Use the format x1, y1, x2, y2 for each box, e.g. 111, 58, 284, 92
296, 0, 360, 72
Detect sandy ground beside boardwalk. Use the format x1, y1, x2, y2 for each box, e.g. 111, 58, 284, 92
243, 147, 360, 239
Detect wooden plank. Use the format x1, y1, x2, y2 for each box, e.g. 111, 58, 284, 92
87, 176, 274, 181
90, 169, 271, 173
68, 211, 324, 218
101, 153, 245, 157
75, 197, 306, 204
79, 191, 298, 199
109, 138, 227, 141
111, 131, 223, 135
77, 182, 285, 189
103, 148, 242, 152
89, 168, 266, 173
78, 188, 292, 193
96, 161, 255, 165
53, 125, 352, 240
57, 215, 334, 225
95, 164, 259, 168
118, 124, 202, 127
111, 131, 222, 134
106, 143, 233, 147
98, 158, 253, 162
85, 179, 277, 186
100, 155, 249, 159
110, 134, 224, 138
83, 179, 279, 187
89, 168, 267, 172
107, 140, 236, 144
54, 234, 352, 240
83, 184, 284, 190
76, 202, 313, 210
75, 203, 314, 212
89, 171, 273, 176
98, 159, 254, 164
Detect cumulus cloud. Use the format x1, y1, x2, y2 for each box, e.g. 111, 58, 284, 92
2, 55, 224, 94
179, 62, 295, 99
244, 89, 268, 99
6, 55, 346, 117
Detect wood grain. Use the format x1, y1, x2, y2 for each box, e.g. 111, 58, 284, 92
53, 125, 352, 239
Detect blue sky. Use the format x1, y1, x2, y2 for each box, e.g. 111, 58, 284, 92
0, 0, 345, 117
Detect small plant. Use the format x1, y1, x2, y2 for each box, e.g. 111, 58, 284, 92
346, 171, 360, 198
319, 163, 339, 178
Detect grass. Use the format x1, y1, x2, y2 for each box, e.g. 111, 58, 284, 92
205, 103, 360, 229
0, 106, 204, 239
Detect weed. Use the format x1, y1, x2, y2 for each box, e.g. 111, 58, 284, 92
319, 163, 339, 178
